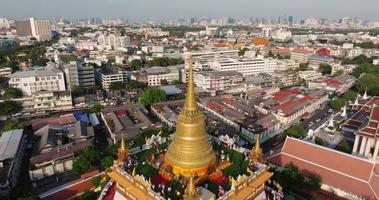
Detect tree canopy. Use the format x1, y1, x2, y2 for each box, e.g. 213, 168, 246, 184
148, 57, 184, 67
2, 87, 23, 99
72, 147, 100, 175
329, 98, 346, 110
319, 64, 332, 75
129, 59, 142, 70
1, 120, 23, 133
127, 80, 147, 90
89, 102, 103, 113
139, 88, 167, 107
0, 100, 22, 116
109, 81, 126, 91
286, 124, 306, 138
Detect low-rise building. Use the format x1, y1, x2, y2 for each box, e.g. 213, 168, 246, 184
13, 90, 72, 114
95, 66, 128, 90
0, 129, 26, 194
298, 70, 323, 81
308, 75, 356, 94
290, 48, 312, 63
211, 58, 277, 76
8, 66, 66, 96
308, 55, 334, 65
195, 71, 244, 92
145, 66, 180, 86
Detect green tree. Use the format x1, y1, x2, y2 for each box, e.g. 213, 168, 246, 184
341, 91, 357, 102
308, 174, 322, 191
1, 120, 23, 133
3, 87, 23, 98
358, 73, 379, 95
127, 80, 147, 89
329, 98, 346, 110
319, 64, 332, 75
139, 88, 167, 107
90, 176, 101, 188
72, 147, 100, 175
100, 156, 114, 169
160, 79, 169, 85
109, 81, 126, 91
89, 102, 103, 113
333, 69, 344, 77
335, 139, 353, 153
0, 100, 22, 116
129, 60, 142, 70
277, 164, 305, 189
286, 124, 306, 138
298, 62, 309, 71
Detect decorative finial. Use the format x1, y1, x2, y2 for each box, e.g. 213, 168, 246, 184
183, 55, 198, 115
184, 177, 199, 200
250, 135, 263, 162
117, 133, 128, 164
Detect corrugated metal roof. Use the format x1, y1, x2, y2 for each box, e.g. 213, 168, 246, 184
0, 129, 23, 161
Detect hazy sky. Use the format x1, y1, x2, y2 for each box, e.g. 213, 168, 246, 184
1, 0, 379, 21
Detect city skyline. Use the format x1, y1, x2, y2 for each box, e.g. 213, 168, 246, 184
1, 0, 379, 21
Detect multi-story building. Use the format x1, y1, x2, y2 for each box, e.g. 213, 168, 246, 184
0, 67, 11, 77
97, 34, 130, 51
195, 71, 244, 92
8, 66, 66, 96
184, 49, 239, 69
0, 129, 26, 194
95, 66, 128, 90
145, 66, 179, 86
291, 48, 312, 63
210, 58, 277, 76
298, 70, 323, 81
12, 90, 72, 114
15, 17, 52, 41
63, 61, 95, 88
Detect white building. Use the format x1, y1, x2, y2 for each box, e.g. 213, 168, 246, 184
15, 17, 52, 41
195, 71, 244, 92
97, 34, 130, 51
298, 70, 323, 81
184, 49, 239, 69
95, 67, 128, 90
145, 66, 179, 86
8, 67, 66, 96
210, 58, 277, 76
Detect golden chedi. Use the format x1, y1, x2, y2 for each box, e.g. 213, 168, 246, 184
164, 56, 216, 177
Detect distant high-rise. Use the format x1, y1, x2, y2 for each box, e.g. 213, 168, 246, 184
15, 17, 52, 41
289, 16, 294, 26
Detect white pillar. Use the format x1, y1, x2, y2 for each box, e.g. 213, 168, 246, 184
359, 137, 367, 155
365, 138, 373, 157
373, 140, 379, 160
353, 135, 360, 154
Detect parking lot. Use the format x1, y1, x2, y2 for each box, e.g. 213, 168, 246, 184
301, 104, 333, 131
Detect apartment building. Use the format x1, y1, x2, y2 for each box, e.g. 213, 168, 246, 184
290, 48, 312, 63
97, 34, 130, 51
210, 58, 277, 76
63, 61, 95, 88
15, 17, 52, 41
0, 130, 26, 194
12, 90, 72, 114
8, 67, 66, 96
95, 66, 128, 90
298, 70, 323, 81
145, 66, 179, 86
195, 71, 244, 92
184, 49, 239, 69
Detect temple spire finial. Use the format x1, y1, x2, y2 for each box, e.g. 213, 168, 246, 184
183, 55, 197, 115
250, 135, 263, 162
117, 133, 128, 164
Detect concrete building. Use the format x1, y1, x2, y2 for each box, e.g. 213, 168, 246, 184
298, 70, 323, 81
8, 66, 66, 96
63, 61, 95, 88
184, 49, 239, 69
15, 18, 52, 41
0, 130, 26, 194
291, 48, 312, 63
95, 66, 128, 90
12, 90, 72, 114
97, 34, 130, 51
195, 71, 244, 92
145, 66, 179, 86
210, 58, 277, 76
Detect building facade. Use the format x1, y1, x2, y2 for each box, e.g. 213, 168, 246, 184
211, 58, 277, 76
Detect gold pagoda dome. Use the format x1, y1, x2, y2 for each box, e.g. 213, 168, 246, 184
164, 56, 216, 177
117, 133, 128, 164
250, 136, 263, 162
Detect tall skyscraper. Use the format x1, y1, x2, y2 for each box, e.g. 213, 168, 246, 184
15, 17, 52, 41
289, 16, 294, 26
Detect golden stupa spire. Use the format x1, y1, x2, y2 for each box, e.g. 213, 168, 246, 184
250, 135, 262, 162
183, 56, 197, 115
183, 177, 199, 200
163, 55, 216, 178
117, 133, 128, 164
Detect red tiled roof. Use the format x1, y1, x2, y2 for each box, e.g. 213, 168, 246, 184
115, 109, 127, 117
272, 96, 313, 115
208, 101, 224, 111
325, 79, 342, 87
267, 137, 379, 199
221, 96, 236, 105
272, 48, 290, 53
272, 88, 301, 102
356, 107, 379, 137
291, 48, 312, 54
